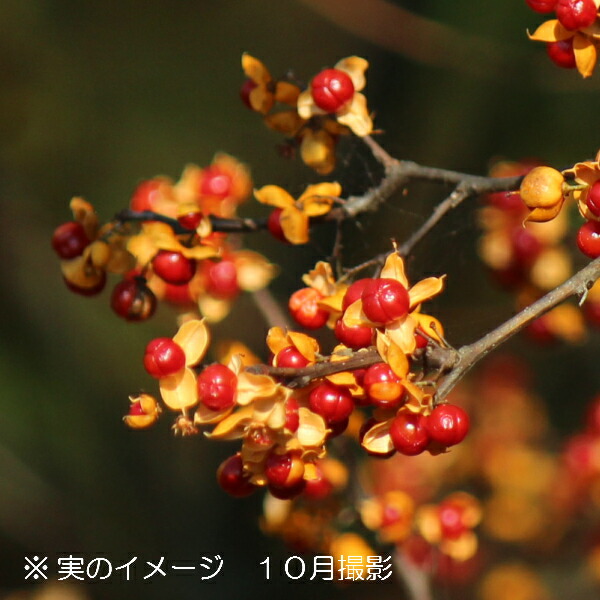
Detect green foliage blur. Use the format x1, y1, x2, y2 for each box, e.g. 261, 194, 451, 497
1, 1, 599, 599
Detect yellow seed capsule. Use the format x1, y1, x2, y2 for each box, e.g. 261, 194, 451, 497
519, 166, 565, 210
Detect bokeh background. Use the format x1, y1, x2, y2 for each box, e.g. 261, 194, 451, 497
2, 1, 600, 599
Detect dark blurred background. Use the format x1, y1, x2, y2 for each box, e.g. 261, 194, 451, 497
1, 1, 600, 598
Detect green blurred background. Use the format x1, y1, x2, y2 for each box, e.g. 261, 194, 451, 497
1, 1, 600, 598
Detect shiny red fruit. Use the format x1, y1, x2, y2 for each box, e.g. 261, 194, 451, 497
197, 364, 237, 411
586, 180, 600, 217
303, 464, 334, 500
52, 221, 90, 259
177, 210, 203, 231
546, 39, 577, 69
556, 0, 597, 30
217, 453, 255, 497
143, 338, 186, 378
334, 318, 373, 349
342, 278, 372, 310
268, 479, 306, 499
425, 404, 470, 447
200, 166, 233, 199
130, 179, 163, 212
240, 78, 258, 109
267, 208, 288, 243
204, 259, 240, 299
265, 451, 305, 489
389, 412, 430, 456
311, 68, 355, 112
577, 220, 600, 258
309, 382, 354, 424
525, 0, 557, 12
111, 277, 157, 322
361, 278, 410, 324
289, 288, 329, 329
363, 363, 405, 409
275, 346, 309, 369
152, 250, 196, 285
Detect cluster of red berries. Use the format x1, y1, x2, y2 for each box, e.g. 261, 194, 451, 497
144, 337, 237, 412
526, 0, 599, 69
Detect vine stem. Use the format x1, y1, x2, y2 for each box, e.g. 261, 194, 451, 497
435, 255, 600, 402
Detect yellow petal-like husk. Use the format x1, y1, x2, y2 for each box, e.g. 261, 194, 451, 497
361, 420, 394, 455
264, 110, 306, 135
299, 129, 336, 175
160, 367, 198, 410
253, 185, 295, 209
280, 207, 309, 244
335, 56, 368, 91
274, 81, 301, 105
380, 252, 409, 287
297, 407, 327, 448
574, 33, 598, 78
241, 53, 271, 84
527, 19, 572, 42
173, 319, 210, 366
336, 93, 373, 137
386, 317, 417, 355
234, 250, 277, 292
207, 406, 254, 439
408, 276, 445, 309
288, 331, 319, 362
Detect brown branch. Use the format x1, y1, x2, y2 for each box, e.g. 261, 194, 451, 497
251, 288, 292, 330
435, 256, 600, 402
115, 209, 268, 234
246, 347, 382, 388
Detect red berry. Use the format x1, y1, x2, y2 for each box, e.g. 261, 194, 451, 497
326, 417, 350, 439
240, 78, 258, 109
177, 211, 203, 231
362, 363, 405, 410
130, 179, 163, 212
309, 382, 354, 424
143, 338, 186, 378
361, 278, 410, 324
425, 404, 470, 447
152, 250, 196, 285
546, 39, 577, 69
556, 0, 597, 30
197, 364, 237, 411
288, 288, 329, 329
111, 277, 157, 322
265, 451, 305, 489
284, 397, 300, 432
511, 227, 542, 265
334, 318, 373, 349
52, 221, 90, 259
217, 453, 255, 497
311, 68, 355, 113
275, 346, 309, 369
525, 0, 558, 12
267, 208, 288, 243
577, 220, 600, 258
342, 278, 372, 311
415, 329, 428, 349
200, 166, 233, 199
586, 180, 600, 217
203, 259, 239, 299
268, 479, 306, 500
303, 467, 334, 500
584, 299, 600, 325
127, 401, 146, 417
389, 412, 430, 456
437, 502, 468, 540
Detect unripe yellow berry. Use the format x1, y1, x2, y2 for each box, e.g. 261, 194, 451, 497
519, 166, 565, 210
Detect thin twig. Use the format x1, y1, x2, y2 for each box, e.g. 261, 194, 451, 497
435, 256, 600, 402
251, 288, 293, 330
